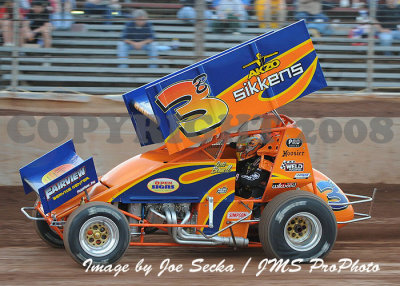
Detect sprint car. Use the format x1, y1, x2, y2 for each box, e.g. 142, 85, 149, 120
20, 21, 375, 265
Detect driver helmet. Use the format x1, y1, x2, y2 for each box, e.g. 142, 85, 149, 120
236, 134, 265, 161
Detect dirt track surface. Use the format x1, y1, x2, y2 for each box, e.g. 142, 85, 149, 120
0, 185, 399, 285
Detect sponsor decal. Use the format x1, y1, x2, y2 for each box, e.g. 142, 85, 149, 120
241, 172, 261, 182
294, 173, 311, 179
147, 178, 179, 194
242, 51, 280, 80
233, 54, 304, 103
227, 212, 249, 220
217, 187, 228, 194
211, 161, 233, 174
44, 166, 87, 200
42, 164, 75, 184
286, 138, 303, 148
76, 180, 96, 195
272, 182, 297, 189
48, 177, 92, 202
282, 150, 305, 157
280, 160, 304, 172
317, 180, 349, 211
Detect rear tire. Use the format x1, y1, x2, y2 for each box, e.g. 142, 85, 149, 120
64, 202, 130, 265
259, 190, 337, 262
33, 199, 64, 248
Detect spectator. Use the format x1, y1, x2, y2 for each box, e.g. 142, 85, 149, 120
117, 9, 158, 68
351, 0, 364, 9
212, 0, 246, 33
254, 0, 287, 29
376, 0, 400, 55
214, 0, 250, 22
20, 0, 31, 10
295, 0, 332, 36
22, 0, 52, 48
214, 0, 249, 27
177, 0, 214, 27
349, 10, 370, 46
0, 0, 27, 46
51, 0, 75, 30
0, 0, 15, 46
84, 0, 120, 24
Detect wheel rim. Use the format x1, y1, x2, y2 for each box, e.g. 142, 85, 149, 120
79, 216, 119, 257
283, 212, 322, 252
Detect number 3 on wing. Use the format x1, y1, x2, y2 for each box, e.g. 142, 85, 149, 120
155, 74, 229, 137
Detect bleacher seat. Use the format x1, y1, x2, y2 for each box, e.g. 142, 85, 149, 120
1, 2, 400, 95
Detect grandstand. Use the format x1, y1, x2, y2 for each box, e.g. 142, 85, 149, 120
1, 0, 399, 96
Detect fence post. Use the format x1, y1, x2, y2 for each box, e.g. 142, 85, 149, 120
366, 1, 377, 93
11, 0, 20, 91
194, 0, 206, 61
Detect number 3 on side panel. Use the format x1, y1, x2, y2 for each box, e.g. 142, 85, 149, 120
155, 74, 229, 137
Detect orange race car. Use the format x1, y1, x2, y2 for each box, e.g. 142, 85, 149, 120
19, 21, 375, 266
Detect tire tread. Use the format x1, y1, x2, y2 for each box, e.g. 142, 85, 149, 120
259, 190, 337, 259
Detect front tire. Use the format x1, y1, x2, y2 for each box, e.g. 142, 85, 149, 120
64, 202, 130, 265
33, 199, 64, 248
259, 190, 337, 261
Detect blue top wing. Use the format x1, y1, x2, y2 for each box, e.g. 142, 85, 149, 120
123, 21, 327, 153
